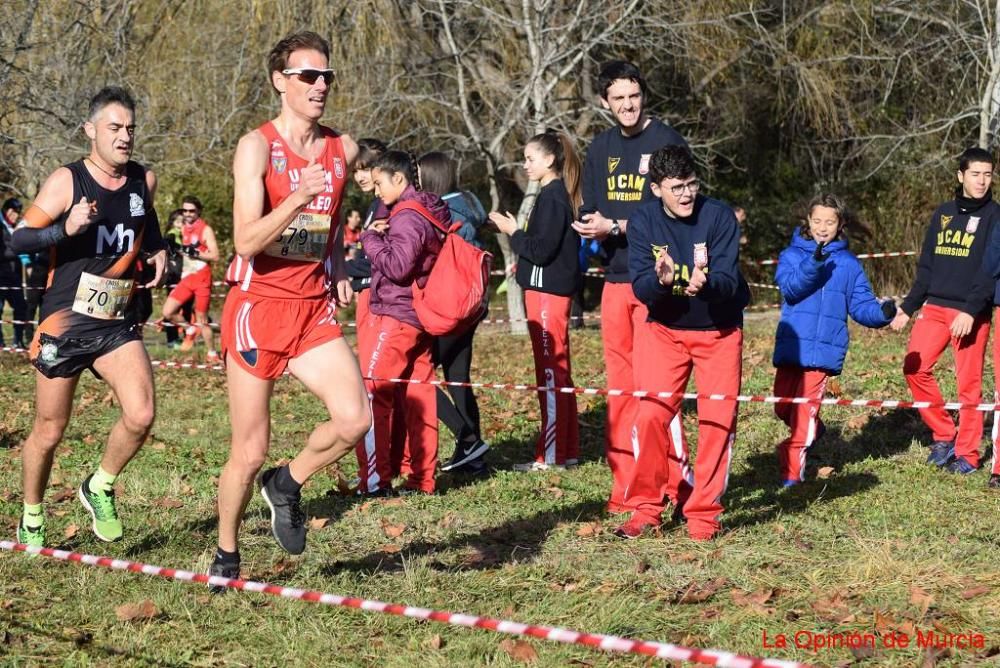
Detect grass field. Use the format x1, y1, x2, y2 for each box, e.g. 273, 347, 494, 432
1, 311, 999, 667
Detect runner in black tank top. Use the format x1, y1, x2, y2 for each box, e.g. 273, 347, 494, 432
35, 159, 155, 345
8, 87, 167, 550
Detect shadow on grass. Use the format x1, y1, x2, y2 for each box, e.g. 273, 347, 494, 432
722, 408, 923, 530
0, 430, 22, 449
320, 499, 605, 576
2, 615, 190, 668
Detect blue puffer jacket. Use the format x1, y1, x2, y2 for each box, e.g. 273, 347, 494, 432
772, 232, 892, 374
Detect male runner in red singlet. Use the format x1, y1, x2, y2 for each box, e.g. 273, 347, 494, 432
10, 87, 167, 547
210, 31, 370, 586
161, 195, 219, 358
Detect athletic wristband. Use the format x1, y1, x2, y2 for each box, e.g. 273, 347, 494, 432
10, 222, 66, 253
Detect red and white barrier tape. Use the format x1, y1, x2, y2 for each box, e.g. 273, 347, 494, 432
0, 541, 809, 668
0, 346, 987, 413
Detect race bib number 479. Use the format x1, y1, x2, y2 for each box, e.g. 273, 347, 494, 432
265, 213, 331, 262
72, 272, 134, 320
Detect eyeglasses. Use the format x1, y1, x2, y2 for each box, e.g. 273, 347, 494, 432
668, 179, 700, 197
282, 67, 335, 85
181, 208, 198, 213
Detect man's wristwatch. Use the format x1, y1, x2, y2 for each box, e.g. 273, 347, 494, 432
609, 221, 621, 237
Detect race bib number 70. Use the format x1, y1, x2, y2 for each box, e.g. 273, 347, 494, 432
72, 272, 134, 320
264, 213, 331, 262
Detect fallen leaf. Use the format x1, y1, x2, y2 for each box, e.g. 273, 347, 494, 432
731, 587, 776, 611
380, 519, 406, 538
849, 645, 876, 660
669, 552, 699, 564
674, 577, 728, 604
700, 608, 721, 620
909, 585, 934, 616
115, 599, 159, 622
151, 442, 167, 451
186, 428, 199, 436
380, 544, 401, 554
63, 524, 79, 539
82, 435, 96, 445
544, 486, 565, 499
922, 646, 950, 667
381, 497, 405, 507
51, 488, 75, 503
576, 522, 603, 537
817, 466, 835, 479
309, 517, 330, 530
827, 378, 842, 396
846, 413, 870, 431
272, 558, 294, 575
153, 497, 183, 509
811, 590, 853, 622
425, 634, 443, 650
500, 639, 538, 663
960, 586, 989, 599
636, 559, 650, 574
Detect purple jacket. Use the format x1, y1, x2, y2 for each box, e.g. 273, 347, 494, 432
361, 186, 449, 329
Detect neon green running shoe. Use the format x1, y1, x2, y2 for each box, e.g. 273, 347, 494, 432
78, 475, 123, 542
17, 518, 46, 549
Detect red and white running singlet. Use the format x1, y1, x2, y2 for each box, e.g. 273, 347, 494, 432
225, 121, 348, 299
181, 218, 211, 279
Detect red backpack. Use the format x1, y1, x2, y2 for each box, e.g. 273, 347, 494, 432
393, 200, 493, 336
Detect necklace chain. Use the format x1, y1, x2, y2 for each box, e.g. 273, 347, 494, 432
85, 157, 124, 180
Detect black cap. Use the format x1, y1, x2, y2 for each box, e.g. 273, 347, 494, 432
2, 198, 22, 213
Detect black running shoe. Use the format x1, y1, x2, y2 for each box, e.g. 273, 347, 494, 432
440, 439, 490, 472
258, 467, 306, 555
207, 558, 241, 595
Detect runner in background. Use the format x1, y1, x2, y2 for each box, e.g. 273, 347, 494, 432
161, 196, 219, 359
1, 197, 28, 349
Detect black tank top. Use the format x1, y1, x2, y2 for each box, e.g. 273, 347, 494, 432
38, 160, 154, 338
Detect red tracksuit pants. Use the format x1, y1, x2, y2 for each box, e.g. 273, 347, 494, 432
601, 282, 688, 511
625, 322, 742, 540
355, 314, 437, 493
991, 307, 1000, 475
525, 290, 579, 464
355, 291, 412, 479
773, 367, 828, 483
903, 303, 989, 466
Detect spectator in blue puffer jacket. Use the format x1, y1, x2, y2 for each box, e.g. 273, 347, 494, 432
772, 193, 895, 486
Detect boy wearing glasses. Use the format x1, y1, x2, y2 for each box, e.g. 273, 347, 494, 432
571, 60, 689, 515
620, 144, 749, 541
161, 195, 219, 358
210, 31, 370, 587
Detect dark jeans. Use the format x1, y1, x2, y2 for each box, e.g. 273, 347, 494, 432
0, 277, 27, 347
433, 321, 481, 443
23, 267, 47, 343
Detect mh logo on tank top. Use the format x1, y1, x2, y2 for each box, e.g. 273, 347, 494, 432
96, 223, 135, 254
